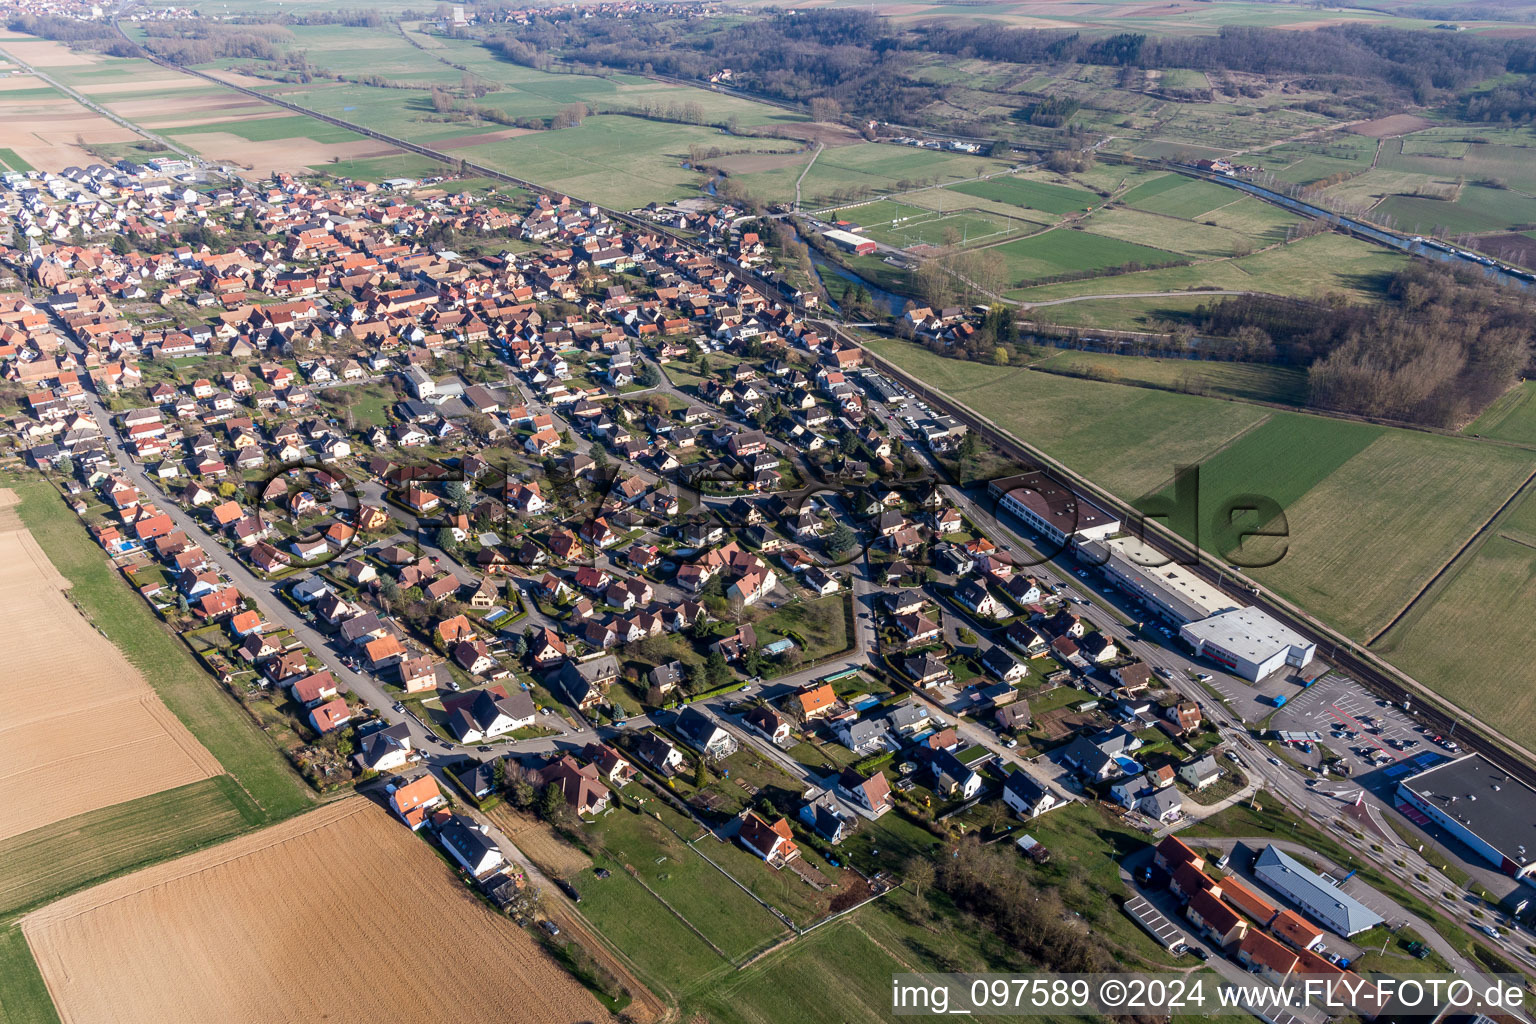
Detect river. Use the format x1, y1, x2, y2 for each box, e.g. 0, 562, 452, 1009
804, 242, 910, 317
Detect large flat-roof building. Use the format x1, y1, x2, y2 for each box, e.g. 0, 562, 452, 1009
1080, 535, 1238, 625
1252, 844, 1382, 937
823, 228, 877, 256
1396, 754, 1536, 880
1179, 606, 1315, 682
987, 472, 1120, 548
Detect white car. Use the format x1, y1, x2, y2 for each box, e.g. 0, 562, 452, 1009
1481, 925, 1502, 940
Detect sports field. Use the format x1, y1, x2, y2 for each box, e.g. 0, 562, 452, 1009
841, 198, 1022, 248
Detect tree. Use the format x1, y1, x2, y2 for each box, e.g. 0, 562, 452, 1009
435, 526, 457, 550
53, 454, 74, 477
704, 649, 731, 689
809, 96, 842, 122
637, 360, 661, 387
826, 521, 856, 555
493, 757, 507, 790
537, 781, 566, 822
905, 855, 936, 902
444, 479, 472, 512
697, 353, 711, 377
687, 661, 708, 694
693, 757, 708, 788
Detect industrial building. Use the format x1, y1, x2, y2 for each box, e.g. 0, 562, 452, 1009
1252, 844, 1382, 938
1179, 606, 1315, 681
1080, 535, 1238, 624
987, 472, 1120, 548
822, 228, 878, 256
1396, 754, 1536, 880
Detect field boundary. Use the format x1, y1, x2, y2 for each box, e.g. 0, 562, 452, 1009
1366, 465, 1536, 646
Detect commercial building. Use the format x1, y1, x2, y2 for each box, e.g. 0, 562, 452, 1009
1396, 754, 1536, 880
1179, 606, 1315, 681
987, 472, 1120, 548
822, 228, 878, 256
1080, 535, 1238, 625
1252, 845, 1382, 937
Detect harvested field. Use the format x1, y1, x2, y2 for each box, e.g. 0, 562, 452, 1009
136, 109, 289, 131
0, 36, 99, 67
487, 805, 593, 877
1474, 232, 1536, 269
24, 798, 606, 1024
119, 95, 275, 121
0, 99, 137, 170
75, 76, 211, 95
712, 150, 813, 174
435, 127, 536, 149
0, 490, 220, 842
0, 74, 42, 91
1349, 115, 1434, 138
170, 131, 402, 173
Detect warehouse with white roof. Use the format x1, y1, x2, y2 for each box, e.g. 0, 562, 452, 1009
1179, 606, 1315, 681
1080, 536, 1238, 625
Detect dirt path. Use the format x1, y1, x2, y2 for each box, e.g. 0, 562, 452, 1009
794, 141, 822, 211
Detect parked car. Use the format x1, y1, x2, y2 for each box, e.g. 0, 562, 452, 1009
540, 920, 561, 937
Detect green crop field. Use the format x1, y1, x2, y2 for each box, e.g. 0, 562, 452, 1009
1034, 350, 1310, 405
0, 925, 57, 1024
165, 115, 363, 145
12, 481, 311, 821
1080, 206, 1259, 258
1376, 183, 1536, 237
1124, 177, 1238, 219
950, 174, 1097, 214
0, 777, 257, 918
850, 202, 1020, 248
1374, 483, 1536, 749
992, 228, 1184, 284
1464, 380, 1536, 445
1009, 232, 1408, 304
0, 148, 34, 172
1024, 293, 1221, 330
1118, 172, 1189, 205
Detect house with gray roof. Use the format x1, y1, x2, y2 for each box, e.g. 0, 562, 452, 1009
1253, 844, 1383, 937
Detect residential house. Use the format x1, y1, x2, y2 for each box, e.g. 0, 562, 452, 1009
389, 775, 445, 830
736, 811, 799, 868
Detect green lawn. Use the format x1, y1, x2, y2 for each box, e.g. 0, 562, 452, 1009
754, 594, 849, 663
166, 114, 364, 145
12, 480, 311, 821
1124, 177, 1239, 219
950, 174, 1098, 215
579, 802, 788, 962
0, 778, 257, 918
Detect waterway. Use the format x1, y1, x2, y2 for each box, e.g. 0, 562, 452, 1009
804, 242, 910, 317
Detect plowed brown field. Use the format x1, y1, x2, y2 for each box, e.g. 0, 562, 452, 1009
23, 798, 609, 1024
0, 489, 220, 841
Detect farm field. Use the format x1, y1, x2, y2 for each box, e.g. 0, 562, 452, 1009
0, 489, 221, 843
748, 143, 1015, 208
1373, 483, 1536, 749
949, 173, 1098, 214
1463, 380, 1536, 445
22, 798, 606, 1024
992, 228, 1185, 286
1024, 293, 1221, 330
1008, 232, 1409, 304
0, 777, 256, 919
860, 337, 1534, 648
11, 480, 311, 821
1033, 350, 1310, 406
0, 46, 139, 169
1123, 176, 1239, 219
1079, 205, 1261, 258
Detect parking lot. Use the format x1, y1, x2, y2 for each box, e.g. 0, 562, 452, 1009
1271, 672, 1452, 773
